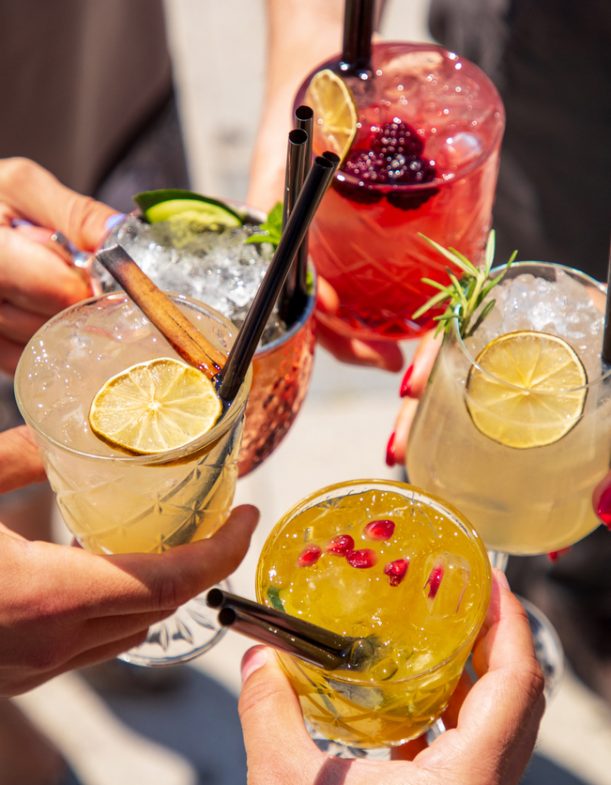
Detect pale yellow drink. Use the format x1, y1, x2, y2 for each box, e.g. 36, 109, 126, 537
15, 292, 251, 555
256, 480, 490, 748
407, 263, 610, 555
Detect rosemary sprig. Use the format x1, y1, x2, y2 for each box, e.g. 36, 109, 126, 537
412, 231, 517, 338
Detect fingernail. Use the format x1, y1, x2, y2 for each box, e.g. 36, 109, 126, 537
105, 213, 127, 231
399, 364, 414, 397
547, 547, 571, 562
596, 482, 611, 529
385, 431, 396, 467
240, 646, 269, 683
10, 218, 35, 228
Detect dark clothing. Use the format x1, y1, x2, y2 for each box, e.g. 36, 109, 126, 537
430, 0, 611, 282
0, 0, 189, 209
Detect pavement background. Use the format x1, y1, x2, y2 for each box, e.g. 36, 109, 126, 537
14, 2, 611, 784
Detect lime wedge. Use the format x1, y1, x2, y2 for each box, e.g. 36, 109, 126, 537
133, 189, 243, 228
465, 330, 587, 449
89, 358, 223, 455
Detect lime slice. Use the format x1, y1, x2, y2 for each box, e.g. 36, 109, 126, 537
304, 69, 357, 162
465, 330, 587, 449
89, 358, 223, 455
133, 189, 243, 228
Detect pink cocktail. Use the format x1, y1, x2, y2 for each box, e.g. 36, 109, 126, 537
298, 42, 505, 341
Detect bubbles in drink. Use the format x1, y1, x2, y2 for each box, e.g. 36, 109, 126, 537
342, 44, 502, 180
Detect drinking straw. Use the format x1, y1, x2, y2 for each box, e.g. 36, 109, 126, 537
207, 587, 354, 651
292, 105, 315, 317
340, 0, 375, 76
208, 588, 377, 670
218, 153, 339, 401
96, 245, 226, 379
278, 128, 309, 324
218, 606, 347, 670
603, 253, 611, 364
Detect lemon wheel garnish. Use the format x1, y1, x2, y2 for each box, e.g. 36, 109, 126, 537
89, 358, 223, 455
465, 330, 587, 449
304, 69, 357, 162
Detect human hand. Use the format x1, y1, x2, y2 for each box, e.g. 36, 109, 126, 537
0, 504, 259, 696
0, 425, 46, 494
247, 1, 345, 211
238, 570, 544, 785
0, 157, 118, 373
386, 329, 442, 466
315, 276, 404, 371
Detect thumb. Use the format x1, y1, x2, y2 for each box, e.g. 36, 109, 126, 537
2, 158, 117, 250
239, 647, 321, 781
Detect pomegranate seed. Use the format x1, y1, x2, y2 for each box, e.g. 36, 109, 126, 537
347, 549, 377, 569
384, 558, 409, 586
364, 519, 395, 540
326, 534, 355, 555
297, 545, 322, 567
547, 547, 571, 562
425, 565, 444, 598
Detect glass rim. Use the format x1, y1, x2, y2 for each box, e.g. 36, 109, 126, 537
14, 291, 252, 465
453, 260, 610, 392
295, 40, 505, 192
257, 478, 491, 686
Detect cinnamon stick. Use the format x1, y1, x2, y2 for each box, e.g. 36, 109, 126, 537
96, 245, 226, 379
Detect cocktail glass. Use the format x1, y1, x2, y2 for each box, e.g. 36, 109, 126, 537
406, 262, 610, 691
94, 210, 316, 476
296, 42, 505, 341
14, 291, 252, 667
255, 479, 491, 756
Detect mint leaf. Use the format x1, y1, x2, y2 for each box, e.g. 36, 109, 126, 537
266, 586, 285, 611
245, 201, 283, 247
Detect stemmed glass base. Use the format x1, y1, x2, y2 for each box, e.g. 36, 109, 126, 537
118, 579, 230, 668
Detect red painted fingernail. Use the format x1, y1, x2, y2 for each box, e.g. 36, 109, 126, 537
385, 431, 396, 467
596, 483, 611, 529
399, 364, 414, 397
547, 547, 571, 562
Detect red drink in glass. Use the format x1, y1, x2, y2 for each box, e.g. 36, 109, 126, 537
298, 42, 505, 341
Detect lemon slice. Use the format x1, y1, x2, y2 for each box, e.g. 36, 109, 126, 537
304, 69, 357, 161
465, 330, 587, 449
89, 358, 223, 455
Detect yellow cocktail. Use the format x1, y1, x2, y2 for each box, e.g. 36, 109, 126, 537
256, 480, 490, 748
15, 291, 252, 665
407, 262, 610, 554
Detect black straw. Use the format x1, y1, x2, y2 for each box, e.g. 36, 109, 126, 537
340, 0, 375, 77
218, 606, 348, 670
218, 153, 339, 402
207, 587, 377, 671
278, 128, 309, 325
207, 588, 352, 651
603, 251, 611, 365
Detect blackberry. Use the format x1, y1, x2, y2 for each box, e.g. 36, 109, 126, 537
335, 119, 439, 209
371, 119, 424, 158
343, 150, 388, 184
